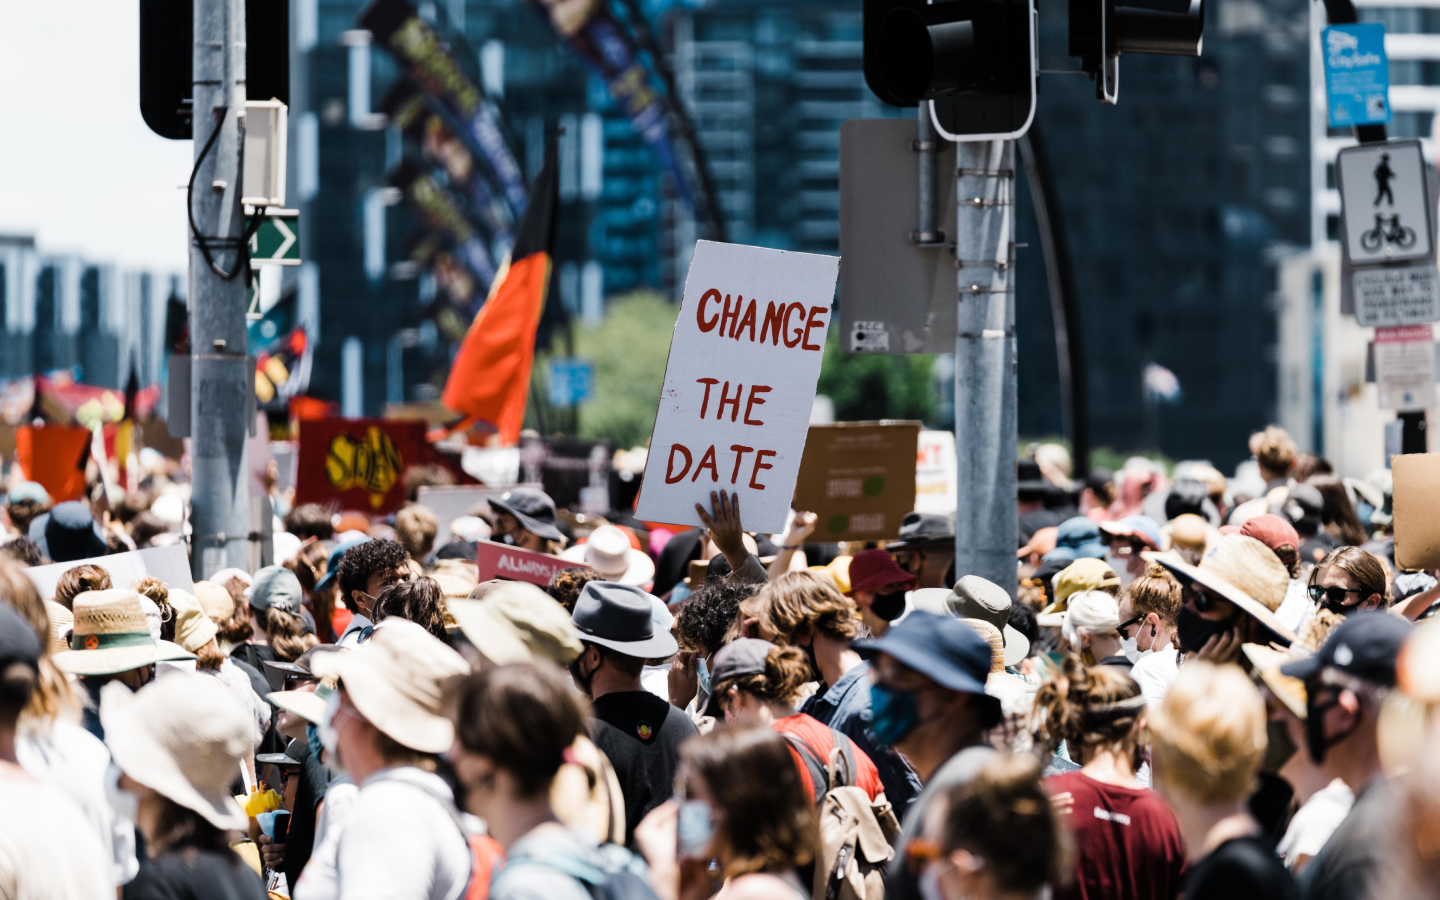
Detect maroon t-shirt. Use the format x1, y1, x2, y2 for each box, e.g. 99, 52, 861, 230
1047, 771, 1187, 900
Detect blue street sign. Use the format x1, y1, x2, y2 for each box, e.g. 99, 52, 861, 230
547, 358, 595, 409
1322, 23, 1391, 127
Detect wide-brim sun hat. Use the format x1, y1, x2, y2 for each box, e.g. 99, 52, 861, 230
268, 674, 339, 725
310, 618, 470, 754
53, 588, 195, 676
910, 582, 1030, 668
852, 610, 1001, 727
448, 581, 584, 666
489, 488, 565, 543
1242, 643, 1309, 720
560, 524, 656, 586
101, 672, 252, 830
1144, 534, 1295, 646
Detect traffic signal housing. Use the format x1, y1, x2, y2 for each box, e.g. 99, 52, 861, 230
1069, 0, 1204, 104
864, 0, 1037, 140
140, 0, 290, 140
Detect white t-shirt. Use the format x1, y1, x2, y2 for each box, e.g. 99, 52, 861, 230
1131, 646, 1179, 709
15, 719, 138, 886
0, 764, 113, 900
1277, 778, 1354, 870
293, 766, 471, 900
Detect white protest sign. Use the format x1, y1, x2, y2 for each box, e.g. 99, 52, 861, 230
636, 241, 840, 532
24, 544, 194, 599
915, 430, 958, 514
1375, 324, 1436, 410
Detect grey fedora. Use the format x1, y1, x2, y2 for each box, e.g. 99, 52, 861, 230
571, 581, 678, 659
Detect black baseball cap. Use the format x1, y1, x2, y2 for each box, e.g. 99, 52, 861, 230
702, 637, 774, 717
1281, 611, 1411, 687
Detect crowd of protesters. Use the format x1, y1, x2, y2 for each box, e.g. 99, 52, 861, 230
1, 423, 1440, 900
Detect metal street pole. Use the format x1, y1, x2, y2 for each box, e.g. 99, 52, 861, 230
954, 139, 1018, 595
189, 0, 252, 579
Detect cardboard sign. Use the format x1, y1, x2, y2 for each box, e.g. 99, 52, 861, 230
416, 484, 543, 547
474, 540, 571, 586
915, 430, 958, 514
25, 544, 194, 599
294, 419, 427, 514
636, 241, 840, 532
1376, 325, 1436, 410
793, 422, 921, 542
1392, 453, 1440, 569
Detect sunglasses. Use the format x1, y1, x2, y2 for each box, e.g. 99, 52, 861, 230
1182, 582, 1230, 615
1308, 585, 1361, 607
1117, 614, 1143, 639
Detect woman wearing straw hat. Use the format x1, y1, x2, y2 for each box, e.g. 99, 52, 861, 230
51, 589, 195, 740
293, 619, 472, 900
103, 671, 266, 899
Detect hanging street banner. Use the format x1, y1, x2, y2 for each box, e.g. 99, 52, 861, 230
1322, 23, 1391, 127
361, 0, 529, 214
1337, 140, 1434, 267
636, 241, 840, 532
391, 160, 499, 298
1375, 324, 1436, 410
793, 421, 922, 542
294, 418, 427, 513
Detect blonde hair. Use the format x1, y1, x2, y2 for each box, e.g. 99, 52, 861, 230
1249, 425, 1297, 477
1149, 661, 1266, 803
1124, 565, 1182, 625
752, 571, 860, 644
394, 504, 439, 560
264, 608, 317, 662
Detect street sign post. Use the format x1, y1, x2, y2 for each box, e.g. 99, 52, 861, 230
1337, 141, 1433, 267
1353, 265, 1440, 326
249, 209, 301, 266
1322, 23, 1391, 128
1375, 324, 1436, 410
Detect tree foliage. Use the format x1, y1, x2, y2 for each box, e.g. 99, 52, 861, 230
816, 332, 937, 423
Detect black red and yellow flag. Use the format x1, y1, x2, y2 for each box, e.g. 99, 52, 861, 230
441, 141, 559, 445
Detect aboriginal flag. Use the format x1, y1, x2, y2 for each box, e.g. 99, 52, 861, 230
441, 141, 558, 445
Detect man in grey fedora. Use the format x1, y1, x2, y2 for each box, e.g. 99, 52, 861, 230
569, 581, 696, 843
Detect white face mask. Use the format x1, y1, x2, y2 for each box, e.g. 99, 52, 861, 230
1121, 636, 1150, 664
105, 762, 139, 823
319, 690, 342, 757
1107, 553, 1139, 588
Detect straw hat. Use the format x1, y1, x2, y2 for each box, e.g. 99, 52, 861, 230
101, 672, 251, 830
448, 583, 584, 666
960, 619, 1006, 674
193, 580, 236, 621
167, 588, 219, 655
1242, 643, 1309, 720
1145, 535, 1295, 646
560, 525, 656, 586
310, 619, 469, 754
53, 589, 195, 676
44, 600, 73, 656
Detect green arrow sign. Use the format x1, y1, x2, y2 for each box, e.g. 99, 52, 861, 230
250, 209, 300, 266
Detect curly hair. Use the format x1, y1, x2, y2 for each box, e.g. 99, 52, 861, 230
337, 538, 410, 603
132, 576, 175, 642
547, 567, 603, 613
675, 582, 758, 656
0, 537, 43, 568
372, 576, 449, 642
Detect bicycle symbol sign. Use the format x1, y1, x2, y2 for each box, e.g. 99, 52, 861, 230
1337, 140, 1434, 266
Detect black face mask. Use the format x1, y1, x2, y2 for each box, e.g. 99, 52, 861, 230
870, 590, 907, 622
1305, 688, 1359, 765
1262, 718, 1298, 773
1175, 606, 1239, 654
800, 638, 822, 683
569, 654, 596, 698
1320, 598, 1363, 617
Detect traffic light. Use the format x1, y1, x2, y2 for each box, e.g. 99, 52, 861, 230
140, 0, 290, 140
1069, 0, 1204, 104
863, 0, 1037, 140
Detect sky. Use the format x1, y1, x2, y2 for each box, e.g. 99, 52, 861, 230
0, 1, 195, 270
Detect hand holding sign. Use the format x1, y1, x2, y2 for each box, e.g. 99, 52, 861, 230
696, 490, 748, 574
637, 241, 841, 532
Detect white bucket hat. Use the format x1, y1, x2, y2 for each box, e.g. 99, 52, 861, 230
101, 672, 252, 830
560, 524, 656, 586
53, 589, 195, 676
310, 618, 470, 754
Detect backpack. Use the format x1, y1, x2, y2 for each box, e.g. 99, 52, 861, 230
780, 729, 902, 900
461, 834, 506, 900
495, 839, 662, 900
